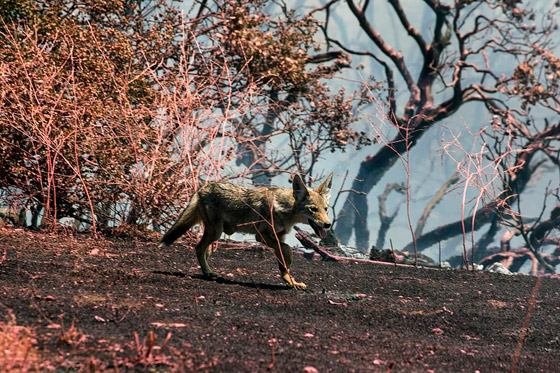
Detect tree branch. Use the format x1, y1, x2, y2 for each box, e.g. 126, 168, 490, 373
388, 0, 428, 53
376, 182, 405, 249
414, 171, 460, 237
346, 0, 420, 116
322, 36, 397, 115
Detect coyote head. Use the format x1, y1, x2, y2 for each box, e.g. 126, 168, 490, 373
293, 173, 333, 239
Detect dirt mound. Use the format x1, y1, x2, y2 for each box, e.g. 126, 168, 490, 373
1, 228, 558, 371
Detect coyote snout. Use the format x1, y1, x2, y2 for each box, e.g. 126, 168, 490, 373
159, 173, 334, 290
308, 220, 331, 239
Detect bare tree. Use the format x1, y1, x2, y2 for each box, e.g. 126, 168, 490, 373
311, 0, 559, 251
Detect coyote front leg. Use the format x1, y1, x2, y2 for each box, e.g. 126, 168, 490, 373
259, 234, 306, 290
277, 241, 307, 290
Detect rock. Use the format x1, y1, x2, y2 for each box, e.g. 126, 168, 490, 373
485, 262, 513, 275
472, 264, 484, 271
340, 245, 369, 259
369, 247, 395, 262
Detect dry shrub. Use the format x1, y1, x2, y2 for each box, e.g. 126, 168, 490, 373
0, 313, 41, 371
0, 3, 256, 231
0, 0, 368, 234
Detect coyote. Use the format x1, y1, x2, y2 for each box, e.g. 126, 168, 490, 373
159, 173, 333, 290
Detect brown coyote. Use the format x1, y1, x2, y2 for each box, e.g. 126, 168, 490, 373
159, 173, 333, 290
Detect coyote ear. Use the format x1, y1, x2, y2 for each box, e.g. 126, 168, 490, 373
292, 174, 309, 201
316, 172, 333, 203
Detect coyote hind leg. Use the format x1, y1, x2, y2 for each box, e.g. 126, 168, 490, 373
195, 223, 222, 278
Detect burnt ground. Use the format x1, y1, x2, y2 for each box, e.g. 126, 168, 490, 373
1, 228, 559, 372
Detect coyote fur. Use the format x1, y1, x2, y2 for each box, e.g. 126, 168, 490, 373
159, 173, 333, 290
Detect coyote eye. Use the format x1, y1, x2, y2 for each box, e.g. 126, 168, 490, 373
308, 206, 318, 213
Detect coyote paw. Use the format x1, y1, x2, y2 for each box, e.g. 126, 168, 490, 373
292, 281, 307, 291
282, 273, 307, 290
202, 270, 218, 279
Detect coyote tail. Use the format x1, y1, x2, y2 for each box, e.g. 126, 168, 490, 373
159, 193, 201, 248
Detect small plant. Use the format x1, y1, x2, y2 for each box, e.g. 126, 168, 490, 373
130, 330, 173, 368
57, 315, 87, 348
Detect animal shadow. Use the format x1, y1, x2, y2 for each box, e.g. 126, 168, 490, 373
152, 270, 290, 291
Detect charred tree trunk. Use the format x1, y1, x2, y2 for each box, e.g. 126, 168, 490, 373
375, 183, 405, 250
